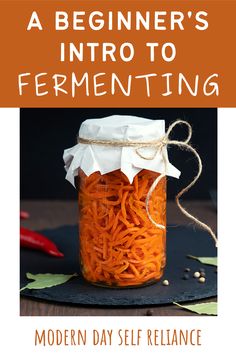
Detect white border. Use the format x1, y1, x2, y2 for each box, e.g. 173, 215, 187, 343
0, 108, 235, 354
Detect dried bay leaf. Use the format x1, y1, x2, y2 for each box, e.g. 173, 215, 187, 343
20, 272, 78, 292
174, 302, 217, 316
187, 255, 217, 267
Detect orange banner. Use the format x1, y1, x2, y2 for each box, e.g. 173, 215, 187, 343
0, 0, 235, 107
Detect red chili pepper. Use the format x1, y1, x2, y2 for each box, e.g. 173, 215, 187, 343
20, 227, 64, 258
20, 211, 30, 219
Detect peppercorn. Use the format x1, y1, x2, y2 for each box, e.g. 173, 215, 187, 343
162, 279, 169, 286
146, 309, 153, 316
182, 273, 190, 280
200, 271, 206, 277
198, 277, 206, 283
193, 271, 201, 278
184, 267, 191, 272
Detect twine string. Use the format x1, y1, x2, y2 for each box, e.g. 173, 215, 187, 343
78, 120, 217, 246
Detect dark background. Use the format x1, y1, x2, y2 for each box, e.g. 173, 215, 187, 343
20, 108, 217, 200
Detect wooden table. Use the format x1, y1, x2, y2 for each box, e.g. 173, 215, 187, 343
20, 200, 217, 316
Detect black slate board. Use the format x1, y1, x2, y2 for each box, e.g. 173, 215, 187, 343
20, 225, 217, 306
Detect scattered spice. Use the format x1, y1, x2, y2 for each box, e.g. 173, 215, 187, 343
182, 274, 190, 280
200, 271, 206, 277
198, 277, 206, 283
162, 279, 169, 286
193, 271, 201, 278
184, 267, 191, 272
146, 309, 153, 316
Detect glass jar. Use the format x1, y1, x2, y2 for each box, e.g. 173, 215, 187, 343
78, 168, 166, 288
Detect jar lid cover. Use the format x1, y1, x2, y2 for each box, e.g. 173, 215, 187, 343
63, 115, 180, 186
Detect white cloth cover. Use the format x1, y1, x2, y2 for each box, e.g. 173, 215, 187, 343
63, 115, 180, 186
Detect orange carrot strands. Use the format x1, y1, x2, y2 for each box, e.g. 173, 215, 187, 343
111, 210, 121, 234
112, 220, 123, 239
133, 175, 139, 199
121, 190, 129, 219
118, 214, 134, 228
128, 207, 140, 226
100, 198, 121, 206
137, 178, 149, 200
78, 169, 166, 287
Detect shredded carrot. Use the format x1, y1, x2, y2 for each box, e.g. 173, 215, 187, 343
78, 169, 166, 287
